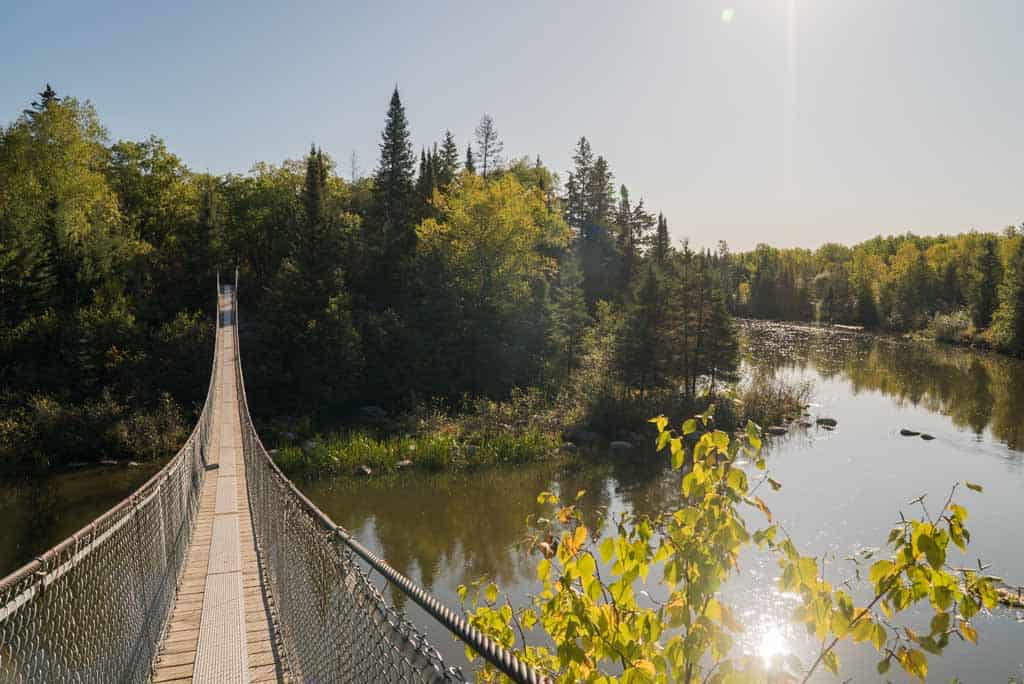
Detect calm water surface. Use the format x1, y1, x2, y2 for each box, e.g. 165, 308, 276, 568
300, 323, 1024, 682
0, 462, 161, 577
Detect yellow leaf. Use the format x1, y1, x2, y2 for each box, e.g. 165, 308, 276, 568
961, 622, 977, 644
634, 659, 656, 677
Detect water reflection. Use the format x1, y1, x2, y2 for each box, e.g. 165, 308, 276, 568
741, 322, 1024, 452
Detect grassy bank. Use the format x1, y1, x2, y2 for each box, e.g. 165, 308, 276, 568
271, 374, 812, 477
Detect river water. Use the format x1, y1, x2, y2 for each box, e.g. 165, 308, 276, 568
299, 322, 1024, 682
1, 322, 1021, 680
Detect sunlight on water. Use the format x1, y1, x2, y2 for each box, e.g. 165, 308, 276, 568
755, 619, 793, 669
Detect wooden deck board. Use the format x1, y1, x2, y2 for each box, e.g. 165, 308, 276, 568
153, 288, 287, 683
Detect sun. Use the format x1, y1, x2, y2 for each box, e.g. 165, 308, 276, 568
721, 8, 736, 24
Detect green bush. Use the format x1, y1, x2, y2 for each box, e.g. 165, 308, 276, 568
927, 309, 973, 344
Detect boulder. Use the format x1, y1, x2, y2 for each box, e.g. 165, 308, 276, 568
395, 459, 413, 469
899, 429, 920, 437
920, 433, 935, 441
816, 418, 838, 427
127, 461, 139, 467
355, 464, 373, 477
609, 441, 633, 453
766, 426, 788, 436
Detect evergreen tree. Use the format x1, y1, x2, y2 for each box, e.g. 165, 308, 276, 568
23, 84, 58, 122
702, 286, 740, 395
990, 237, 1024, 356
969, 237, 1001, 328
654, 213, 670, 264
438, 130, 460, 186
474, 114, 504, 179
548, 255, 591, 382
616, 262, 667, 397
371, 87, 417, 281
302, 144, 327, 231
415, 147, 439, 219
464, 143, 476, 174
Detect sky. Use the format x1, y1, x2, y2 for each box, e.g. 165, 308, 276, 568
2, 0, 1021, 251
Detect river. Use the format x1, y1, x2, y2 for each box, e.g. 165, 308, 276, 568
2, 322, 1021, 680
299, 322, 1024, 681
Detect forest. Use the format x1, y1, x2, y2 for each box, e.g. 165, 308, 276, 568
2, 84, 1022, 472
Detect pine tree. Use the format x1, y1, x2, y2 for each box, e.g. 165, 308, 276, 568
438, 130, 460, 186
474, 114, 504, 179
371, 87, 417, 265
548, 255, 591, 382
654, 213, 670, 264
415, 147, 438, 219
302, 143, 327, 231
464, 143, 476, 174
23, 84, 58, 122
969, 237, 1001, 328
616, 262, 667, 397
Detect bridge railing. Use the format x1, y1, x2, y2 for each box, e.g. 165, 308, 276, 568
0, 278, 224, 684
230, 274, 543, 683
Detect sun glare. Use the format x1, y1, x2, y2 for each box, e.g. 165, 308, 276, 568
757, 623, 791, 668
721, 8, 735, 23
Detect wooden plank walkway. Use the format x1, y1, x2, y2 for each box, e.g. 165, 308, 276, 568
152, 289, 287, 684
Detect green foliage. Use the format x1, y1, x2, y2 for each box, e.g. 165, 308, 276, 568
927, 309, 973, 344
734, 229, 1024, 349
989, 234, 1024, 356
461, 413, 994, 683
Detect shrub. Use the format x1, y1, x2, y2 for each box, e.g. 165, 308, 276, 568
927, 309, 973, 344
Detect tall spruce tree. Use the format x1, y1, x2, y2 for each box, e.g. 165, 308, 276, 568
464, 143, 476, 174
438, 130, 460, 187
371, 88, 417, 276
474, 114, 504, 179
654, 213, 670, 264
548, 254, 591, 382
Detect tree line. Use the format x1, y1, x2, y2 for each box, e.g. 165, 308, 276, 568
0, 85, 736, 471
731, 230, 1024, 353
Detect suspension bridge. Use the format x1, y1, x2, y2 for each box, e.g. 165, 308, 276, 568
0, 277, 541, 684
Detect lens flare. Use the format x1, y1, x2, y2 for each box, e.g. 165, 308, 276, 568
721, 8, 735, 23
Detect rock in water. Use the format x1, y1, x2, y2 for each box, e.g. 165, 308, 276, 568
609, 441, 633, 453
395, 459, 413, 469
797, 420, 813, 428
900, 428, 920, 437
766, 426, 788, 436
355, 464, 373, 476
816, 418, 838, 427
920, 433, 935, 441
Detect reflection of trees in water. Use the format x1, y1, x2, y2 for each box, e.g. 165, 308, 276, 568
303, 456, 680, 605
741, 322, 1024, 453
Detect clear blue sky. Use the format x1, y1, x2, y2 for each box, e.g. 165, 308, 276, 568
3, 0, 1021, 250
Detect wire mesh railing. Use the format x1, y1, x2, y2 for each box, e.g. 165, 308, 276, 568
0, 279, 223, 684
231, 273, 543, 684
